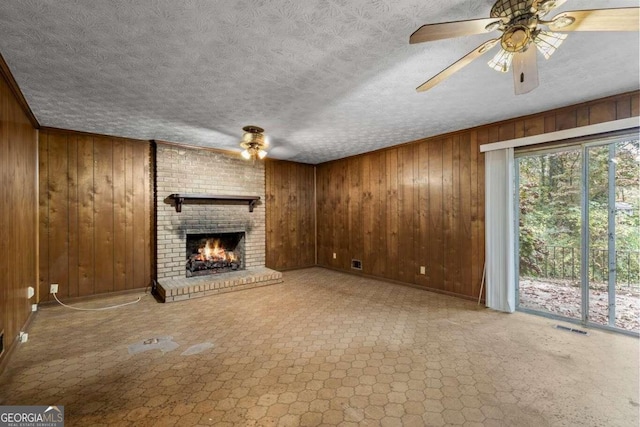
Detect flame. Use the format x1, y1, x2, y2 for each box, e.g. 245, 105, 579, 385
195, 239, 236, 263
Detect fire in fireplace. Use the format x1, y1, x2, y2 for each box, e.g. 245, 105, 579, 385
186, 232, 245, 277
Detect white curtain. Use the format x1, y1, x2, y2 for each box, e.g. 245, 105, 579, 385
484, 148, 516, 312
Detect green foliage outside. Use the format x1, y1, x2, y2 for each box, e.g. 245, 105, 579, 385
518, 139, 640, 288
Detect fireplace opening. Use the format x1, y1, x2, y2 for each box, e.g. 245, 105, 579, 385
186, 232, 245, 277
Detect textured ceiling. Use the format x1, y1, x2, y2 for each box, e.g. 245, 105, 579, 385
0, 0, 638, 164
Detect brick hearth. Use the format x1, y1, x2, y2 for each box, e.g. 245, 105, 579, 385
156, 267, 282, 302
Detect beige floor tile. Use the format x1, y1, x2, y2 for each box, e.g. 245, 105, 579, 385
0, 267, 637, 426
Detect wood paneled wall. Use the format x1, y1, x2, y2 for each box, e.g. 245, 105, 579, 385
265, 160, 316, 270
316, 135, 485, 299
316, 91, 639, 299
39, 129, 152, 301
0, 60, 38, 364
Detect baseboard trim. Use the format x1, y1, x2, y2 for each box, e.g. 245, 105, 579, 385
270, 264, 318, 272
317, 265, 483, 303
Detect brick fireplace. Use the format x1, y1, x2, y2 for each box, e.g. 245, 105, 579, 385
155, 143, 282, 302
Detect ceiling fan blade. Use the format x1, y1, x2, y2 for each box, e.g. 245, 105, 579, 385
410, 18, 504, 44
547, 8, 640, 32
416, 38, 499, 92
512, 47, 539, 95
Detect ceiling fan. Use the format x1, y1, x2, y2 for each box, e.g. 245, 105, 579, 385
238, 125, 300, 161
410, 0, 639, 95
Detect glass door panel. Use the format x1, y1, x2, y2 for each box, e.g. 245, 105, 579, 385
587, 140, 640, 332
517, 148, 583, 320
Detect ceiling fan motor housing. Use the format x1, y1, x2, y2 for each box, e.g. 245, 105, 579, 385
240, 126, 266, 149
490, 0, 534, 20
490, 0, 544, 53
501, 25, 533, 52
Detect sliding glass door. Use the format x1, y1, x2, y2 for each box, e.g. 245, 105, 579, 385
515, 134, 639, 334
516, 148, 583, 320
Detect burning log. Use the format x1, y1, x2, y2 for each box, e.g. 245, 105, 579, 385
186, 258, 242, 275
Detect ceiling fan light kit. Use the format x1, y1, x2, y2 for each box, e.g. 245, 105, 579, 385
410, 0, 639, 94
488, 48, 514, 73
239, 125, 268, 161
533, 31, 567, 59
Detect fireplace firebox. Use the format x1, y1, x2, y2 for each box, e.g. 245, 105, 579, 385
186, 232, 245, 277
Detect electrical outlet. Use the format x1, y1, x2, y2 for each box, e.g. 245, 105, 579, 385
31, 304, 38, 312
19, 332, 28, 343
333, 253, 337, 259
420, 266, 426, 275
27, 286, 34, 299
50, 284, 59, 294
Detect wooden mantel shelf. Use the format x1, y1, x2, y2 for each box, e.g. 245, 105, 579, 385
168, 194, 260, 213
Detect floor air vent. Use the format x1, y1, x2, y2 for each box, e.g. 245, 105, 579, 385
351, 259, 362, 270
555, 325, 588, 335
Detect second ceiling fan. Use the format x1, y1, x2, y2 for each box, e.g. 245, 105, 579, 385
410, 0, 639, 95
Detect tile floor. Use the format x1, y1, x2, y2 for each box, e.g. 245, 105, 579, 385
0, 268, 638, 426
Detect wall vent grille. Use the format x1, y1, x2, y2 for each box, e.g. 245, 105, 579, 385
555, 325, 588, 335
351, 259, 362, 270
